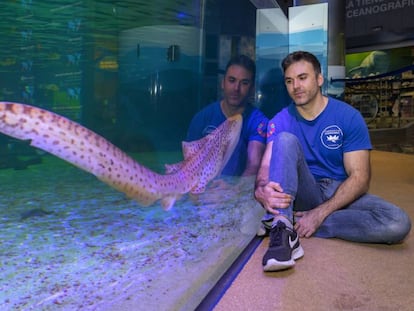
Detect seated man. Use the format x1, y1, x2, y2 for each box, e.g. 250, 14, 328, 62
254, 51, 411, 272
187, 54, 268, 177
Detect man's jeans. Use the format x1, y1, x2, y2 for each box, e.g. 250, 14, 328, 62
265, 132, 411, 244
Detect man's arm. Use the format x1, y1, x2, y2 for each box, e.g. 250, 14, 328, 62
242, 140, 265, 176
295, 149, 371, 237
254, 141, 292, 212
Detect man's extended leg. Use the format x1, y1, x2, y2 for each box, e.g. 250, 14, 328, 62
314, 184, 411, 244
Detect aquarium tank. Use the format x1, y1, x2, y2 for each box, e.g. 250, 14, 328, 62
0, 1, 267, 310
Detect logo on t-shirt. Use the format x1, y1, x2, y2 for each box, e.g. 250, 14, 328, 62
257, 121, 267, 138
266, 121, 276, 138
320, 125, 343, 149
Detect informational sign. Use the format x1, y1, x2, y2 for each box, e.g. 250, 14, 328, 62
346, 0, 414, 18
346, 0, 414, 37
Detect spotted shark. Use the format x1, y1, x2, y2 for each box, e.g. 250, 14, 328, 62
0, 102, 242, 210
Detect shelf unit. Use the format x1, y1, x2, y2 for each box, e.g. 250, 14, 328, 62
340, 65, 414, 129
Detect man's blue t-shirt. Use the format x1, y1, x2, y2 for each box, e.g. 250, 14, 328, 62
267, 97, 372, 181
186, 101, 268, 176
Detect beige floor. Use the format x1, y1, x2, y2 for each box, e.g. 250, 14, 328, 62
214, 151, 414, 311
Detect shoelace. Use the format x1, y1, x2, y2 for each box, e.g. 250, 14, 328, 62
269, 223, 286, 247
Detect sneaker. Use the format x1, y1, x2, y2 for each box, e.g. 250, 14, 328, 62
262, 220, 304, 272
256, 223, 269, 237
256, 213, 274, 237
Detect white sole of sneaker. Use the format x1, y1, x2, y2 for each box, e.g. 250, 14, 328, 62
292, 245, 305, 261
263, 245, 305, 272
263, 258, 295, 272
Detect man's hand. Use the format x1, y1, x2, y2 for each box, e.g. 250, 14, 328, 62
254, 181, 292, 215
294, 207, 325, 238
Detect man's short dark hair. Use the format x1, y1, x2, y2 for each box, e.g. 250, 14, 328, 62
281, 51, 321, 76
225, 54, 256, 80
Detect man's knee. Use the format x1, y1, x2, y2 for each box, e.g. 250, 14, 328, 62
385, 209, 411, 244
274, 132, 297, 142
272, 132, 299, 149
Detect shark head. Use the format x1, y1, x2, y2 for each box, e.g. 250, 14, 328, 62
164, 114, 242, 198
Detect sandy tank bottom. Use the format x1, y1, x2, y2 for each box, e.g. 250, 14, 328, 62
0, 152, 264, 311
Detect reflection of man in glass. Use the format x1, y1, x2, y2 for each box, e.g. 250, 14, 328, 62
186, 55, 268, 176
